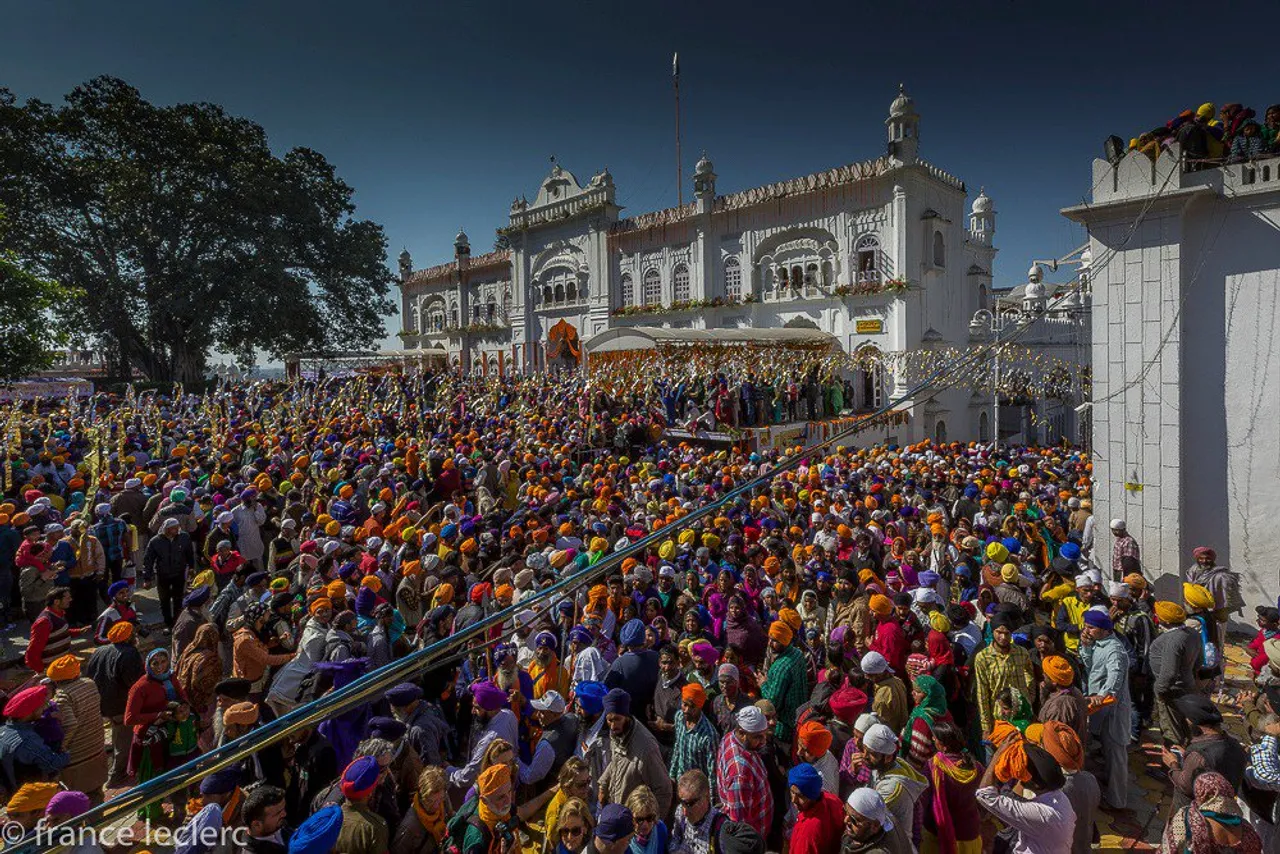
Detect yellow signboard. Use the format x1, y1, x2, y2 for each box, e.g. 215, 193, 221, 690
855, 319, 884, 334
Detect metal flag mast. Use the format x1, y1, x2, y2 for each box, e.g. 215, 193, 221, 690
673, 51, 682, 208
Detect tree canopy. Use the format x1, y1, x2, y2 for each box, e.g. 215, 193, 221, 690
0, 209, 79, 381
0, 77, 395, 383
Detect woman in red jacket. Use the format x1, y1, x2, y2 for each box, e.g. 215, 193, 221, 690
124, 647, 188, 822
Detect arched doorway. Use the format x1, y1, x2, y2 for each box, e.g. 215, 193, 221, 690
935, 420, 947, 443
547, 319, 581, 373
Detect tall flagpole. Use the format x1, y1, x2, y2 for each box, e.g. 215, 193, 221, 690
673, 51, 682, 208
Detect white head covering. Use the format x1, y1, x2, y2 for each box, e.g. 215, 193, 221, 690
571, 647, 607, 684
1085, 569, 1102, 585
854, 712, 882, 733
1074, 573, 1092, 587
717, 663, 740, 682
1110, 519, 1126, 530
736, 706, 769, 734
1106, 580, 1131, 599
846, 788, 894, 831
860, 651, 891, 675
862, 723, 900, 756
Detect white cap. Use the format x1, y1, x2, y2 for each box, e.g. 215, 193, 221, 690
846, 788, 894, 831
860, 651, 891, 675
160, 518, 179, 530
862, 723, 900, 755
1106, 580, 1131, 599
658, 565, 676, 578
1110, 519, 1126, 530
322, 540, 341, 555
124, 478, 142, 490
216, 512, 234, 525
736, 706, 768, 733
717, 663, 740, 682
515, 609, 537, 626
1086, 569, 1101, 585
1074, 573, 1093, 587
854, 712, 882, 733
44, 523, 65, 534
531, 690, 566, 714
366, 537, 383, 550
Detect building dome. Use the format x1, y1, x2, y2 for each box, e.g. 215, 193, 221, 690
889, 83, 916, 119
454, 228, 469, 246
695, 152, 714, 175
972, 187, 993, 214
1025, 263, 1047, 300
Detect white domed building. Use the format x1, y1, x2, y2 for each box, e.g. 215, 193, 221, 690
397, 86, 1081, 444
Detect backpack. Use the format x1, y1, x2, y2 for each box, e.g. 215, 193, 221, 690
1193, 615, 1222, 673
443, 798, 497, 854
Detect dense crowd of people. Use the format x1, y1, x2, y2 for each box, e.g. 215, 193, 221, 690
0, 368, 1272, 854
1128, 100, 1280, 166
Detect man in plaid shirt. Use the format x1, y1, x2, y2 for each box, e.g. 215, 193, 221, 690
760, 620, 809, 742
90, 504, 129, 584
669, 682, 719, 800
715, 706, 773, 837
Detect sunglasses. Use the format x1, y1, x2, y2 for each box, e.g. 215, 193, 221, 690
634, 814, 657, 824
679, 796, 703, 809
561, 826, 586, 838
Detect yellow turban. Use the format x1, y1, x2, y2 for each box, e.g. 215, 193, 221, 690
590, 537, 608, 553
6, 782, 59, 813
702, 533, 721, 550
360, 575, 382, 592
1000, 563, 1019, 583
658, 541, 676, 561
869, 594, 893, 617
326, 580, 348, 600
1183, 583, 1215, 612
1154, 601, 1187, 624
928, 611, 951, 634
46, 654, 81, 681
678, 529, 696, 546
325, 520, 341, 536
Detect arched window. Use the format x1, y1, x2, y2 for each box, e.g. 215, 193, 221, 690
450, 306, 459, 328
979, 411, 991, 442
502, 290, 511, 321
543, 285, 553, 306
566, 279, 578, 303
935, 420, 947, 443
672, 264, 690, 303
427, 302, 445, 332
643, 269, 661, 306
821, 260, 833, 287
486, 296, 496, 322
804, 263, 819, 287
620, 274, 634, 308
933, 231, 946, 267
791, 265, 803, 289
724, 257, 742, 301
856, 235, 880, 283
554, 282, 565, 304
979, 284, 987, 309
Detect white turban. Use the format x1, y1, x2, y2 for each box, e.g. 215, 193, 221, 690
1110, 519, 1126, 530
854, 712, 882, 733
860, 651, 891, 675
862, 723, 900, 756
736, 706, 768, 733
846, 788, 894, 831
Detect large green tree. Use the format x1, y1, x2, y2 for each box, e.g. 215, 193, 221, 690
0, 209, 79, 381
0, 77, 395, 383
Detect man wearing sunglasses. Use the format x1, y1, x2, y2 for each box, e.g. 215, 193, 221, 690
669, 769, 728, 854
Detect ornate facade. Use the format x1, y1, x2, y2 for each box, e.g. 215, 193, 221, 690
398, 87, 1018, 442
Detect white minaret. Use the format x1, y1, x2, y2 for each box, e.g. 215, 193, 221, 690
969, 187, 995, 244
886, 84, 920, 166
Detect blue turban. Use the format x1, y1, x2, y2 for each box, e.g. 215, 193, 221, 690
918, 571, 941, 586
386, 683, 423, 706
354, 587, 377, 616
603, 687, 632, 717
340, 755, 381, 798
366, 716, 407, 740
569, 626, 592, 645
1082, 610, 1113, 631
788, 763, 824, 800
183, 585, 212, 608
107, 580, 130, 598
1002, 538, 1022, 555
198, 767, 240, 795
1059, 542, 1081, 561
441, 524, 458, 540
815, 571, 832, 582
289, 804, 343, 854
619, 619, 646, 648
576, 681, 608, 715
964, 485, 979, 498
535, 631, 558, 652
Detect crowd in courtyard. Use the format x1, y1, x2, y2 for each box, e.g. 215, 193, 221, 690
0, 366, 1274, 854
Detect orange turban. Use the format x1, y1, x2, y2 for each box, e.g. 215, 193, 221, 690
798, 720, 833, 756
46, 654, 80, 681
869, 594, 893, 617
1038, 720, 1083, 772
768, 620, 794, 645
858, 569, 878, 585
992, 737, 1032, 783
477, 763, 512, 797
327, 580, 348, 600
1122, 573, 1147, 591
106, 621, 134, 643
988, 720, 1022, 749
1041, 655, 1074, 687
778, 608, 802, 632
432, 584, 454, 608
681, 683, 707, 709
308, 598, 331, 616
495, 584, 514, 601
360, 575, 382, 592
6, 782, 59, 813
223, 702, 259, 726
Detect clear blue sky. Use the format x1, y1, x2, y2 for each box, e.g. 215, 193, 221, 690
3, 0, 1274, 351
